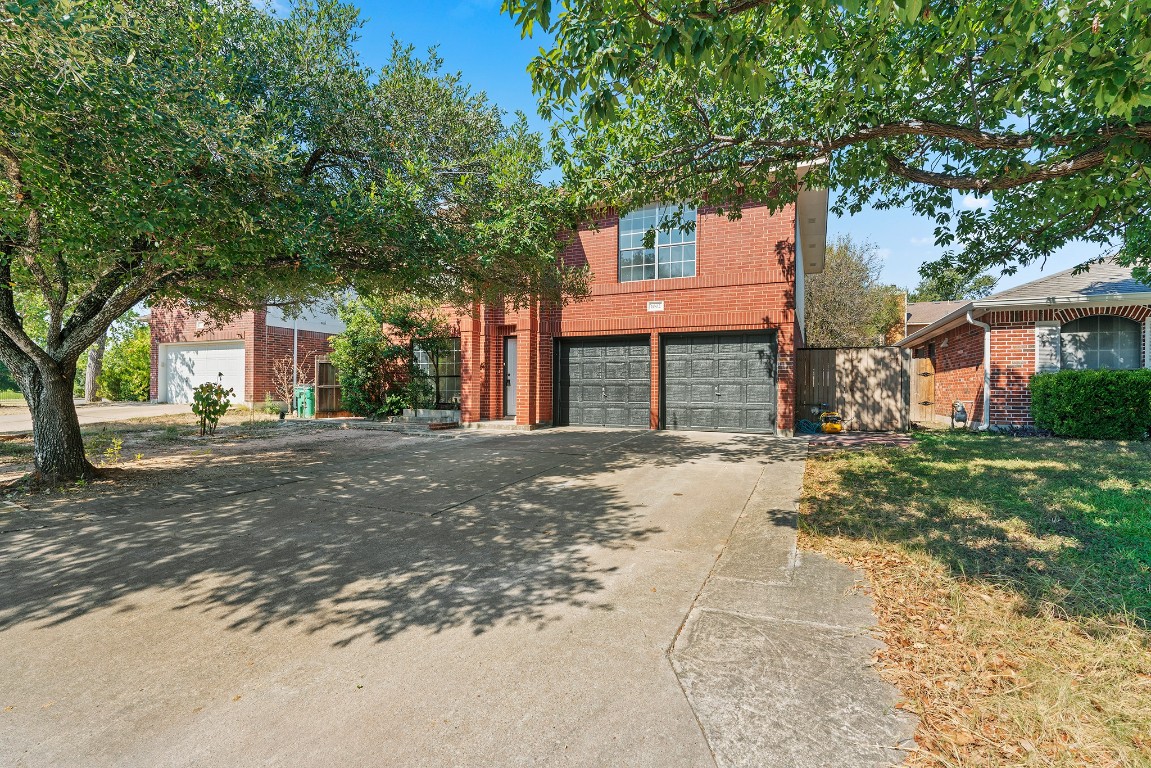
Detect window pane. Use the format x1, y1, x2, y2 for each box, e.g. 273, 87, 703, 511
1060, 316, 1141, 370
620, 204, 696, 282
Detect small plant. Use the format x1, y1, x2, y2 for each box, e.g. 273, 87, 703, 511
157, 425, 181, 442
134, 452, 143, 462
191, 382, 234, 436
84, 430, 123, 466
262, 392, 281, 415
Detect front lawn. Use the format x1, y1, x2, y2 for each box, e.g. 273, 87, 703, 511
800, 431, 1151, 766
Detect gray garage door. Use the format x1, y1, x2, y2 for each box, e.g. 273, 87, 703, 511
557, 337, 651, 427
662, 332, 778, 433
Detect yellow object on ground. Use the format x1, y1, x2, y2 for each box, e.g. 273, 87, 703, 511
819, 411, 844, 433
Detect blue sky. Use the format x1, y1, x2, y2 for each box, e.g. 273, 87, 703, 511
351, 0, 1106, 294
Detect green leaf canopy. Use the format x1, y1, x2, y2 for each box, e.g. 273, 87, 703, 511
505, 0, 1151, 277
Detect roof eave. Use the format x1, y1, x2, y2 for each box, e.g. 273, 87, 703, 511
898, 291, 1151, 347
971, 291, 1151, 310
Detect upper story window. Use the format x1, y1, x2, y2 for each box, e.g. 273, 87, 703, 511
618, 204, 697, 282
1060, 315, 1141, 370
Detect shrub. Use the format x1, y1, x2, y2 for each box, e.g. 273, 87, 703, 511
191, 382, 234, 436
97, 316, 151, 401
329, 297, 449, 418
1030, 369, 1151, 440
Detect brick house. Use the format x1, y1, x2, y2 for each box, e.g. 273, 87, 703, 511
149, 304, 343, 406
150, 189, 826, 431
899, 261, 1151, 427
425, 189, 828, 435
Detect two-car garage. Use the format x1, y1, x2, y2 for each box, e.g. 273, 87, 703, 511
555, 331, 778, 434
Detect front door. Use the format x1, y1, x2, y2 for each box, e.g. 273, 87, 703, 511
503, 337, 517, 417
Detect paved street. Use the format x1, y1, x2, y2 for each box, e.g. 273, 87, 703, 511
0, 402, 192, 434
0, 427, 912, 766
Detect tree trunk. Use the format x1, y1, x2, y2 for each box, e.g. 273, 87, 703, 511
23, 363, 94, 482
84, 333, 107, 402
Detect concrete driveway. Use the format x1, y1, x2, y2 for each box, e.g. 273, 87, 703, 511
0, 402, 192, 434
0, 428, 911, 767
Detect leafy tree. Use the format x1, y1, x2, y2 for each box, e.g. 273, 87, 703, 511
97, 316, 150, 402
506, 0, 1151, 279
804, 236, 904, 347
328, 296, 452, 417
2, 0, 581, 480
908, 269, 998, 302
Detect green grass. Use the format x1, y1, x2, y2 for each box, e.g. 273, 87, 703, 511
801, 431, 1151, 765
0, 389, 25, 403
808, 431, 1151, 624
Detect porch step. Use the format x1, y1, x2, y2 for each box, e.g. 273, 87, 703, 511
460, 420, 536, 431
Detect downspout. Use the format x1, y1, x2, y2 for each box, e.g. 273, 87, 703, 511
966, 311, 991, 430
291, 315, 299, 413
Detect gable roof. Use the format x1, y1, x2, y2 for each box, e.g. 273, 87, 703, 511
988, 259, 1149, 302
906, 300, 967, 327
898, 260, 1151, 347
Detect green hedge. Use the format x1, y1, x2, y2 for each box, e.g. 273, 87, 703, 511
1030, 369, 1151, 440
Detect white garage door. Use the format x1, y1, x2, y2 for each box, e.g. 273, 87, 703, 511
161, 342, 246, 404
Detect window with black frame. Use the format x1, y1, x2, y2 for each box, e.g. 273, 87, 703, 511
413, 338, 462, 408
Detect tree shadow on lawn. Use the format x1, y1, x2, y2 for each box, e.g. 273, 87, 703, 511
802, 431, 1151, 627
0, 428, 806, 646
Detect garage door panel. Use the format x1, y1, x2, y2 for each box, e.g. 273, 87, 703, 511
163, 342, 245, 404
690, 337, 718, 353
718, 359, 745, 378
745, 383, 774, 404
716, 384, 741, 401
745, 408, 776, 431
558, 337, 651, 427
605, 361, 629, 378
689, 383, 714, 402
661, 332, 777, 434
665, 383, 689, 404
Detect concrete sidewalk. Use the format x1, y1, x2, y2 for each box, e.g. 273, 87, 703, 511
0, 427, 912, 766
671, 451, 917, 766
0, 401, 191, 434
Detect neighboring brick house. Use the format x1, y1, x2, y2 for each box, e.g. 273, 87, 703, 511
150, 304, 343, 405
898, 261, 1151, 427
434, 188, 829, 435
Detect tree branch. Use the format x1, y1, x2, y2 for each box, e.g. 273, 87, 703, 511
884, 143, 1112, 192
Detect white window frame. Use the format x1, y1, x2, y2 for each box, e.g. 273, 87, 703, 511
618, 204, 697, 282
1059, 314, 1142, 371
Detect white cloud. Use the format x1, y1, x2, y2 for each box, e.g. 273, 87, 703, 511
876, 248, 892, 261
909, 236, 933, 246
962, 194, 992, 210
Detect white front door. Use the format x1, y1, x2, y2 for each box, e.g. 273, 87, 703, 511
161, 342, 246, 404
503, 337, 517, 417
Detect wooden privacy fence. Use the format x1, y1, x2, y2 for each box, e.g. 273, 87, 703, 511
795, 347, 912, 431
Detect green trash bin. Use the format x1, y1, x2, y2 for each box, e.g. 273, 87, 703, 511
294, 385, 316, 419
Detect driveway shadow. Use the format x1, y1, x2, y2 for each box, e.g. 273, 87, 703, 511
0, 428, 803, 645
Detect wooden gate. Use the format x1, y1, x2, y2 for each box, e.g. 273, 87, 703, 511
795, 347, 911, 431
909, 357, 936, 425
314, 355, 346, 417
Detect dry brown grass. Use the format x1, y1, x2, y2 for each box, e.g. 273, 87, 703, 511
800, 433, 1151, 767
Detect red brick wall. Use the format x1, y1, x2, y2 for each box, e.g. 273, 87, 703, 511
150, 304, 333, 404
914, 305, 1151, 427
250, 310, 334, 405
918, 323, 986, 424
452, 201, 799, 432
